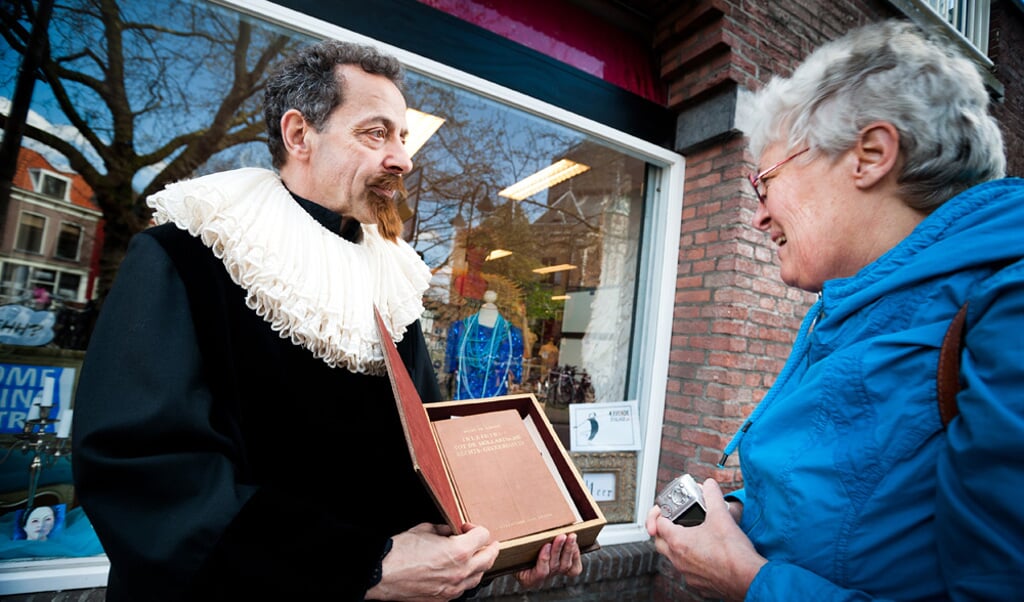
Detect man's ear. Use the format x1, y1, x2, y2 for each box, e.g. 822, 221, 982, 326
280, 109, 311, 160
852, 121, 900, 189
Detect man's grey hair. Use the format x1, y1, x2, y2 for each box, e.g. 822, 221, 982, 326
264, 39, 405, 169
746, 19, 1005, 212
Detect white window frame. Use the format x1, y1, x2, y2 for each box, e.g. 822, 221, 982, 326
28, 168, 72, 203
56, 271, 86, 300
889, 0, 992, 59
0, 261, 88, 306
888, 0, 1002, 98
14, 211, 47, 255
55, 221, 84, 261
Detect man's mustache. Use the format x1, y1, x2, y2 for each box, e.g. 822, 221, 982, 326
369, 173, 408, 203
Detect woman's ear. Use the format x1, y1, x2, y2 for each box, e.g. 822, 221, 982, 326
852, 121, 900, 189
280, 109, 311, 160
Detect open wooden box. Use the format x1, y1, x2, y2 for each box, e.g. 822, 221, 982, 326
426, 394, 606, 576
375, 310, 606, 578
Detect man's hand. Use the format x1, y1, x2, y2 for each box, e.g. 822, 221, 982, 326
515, 532, 583, 590
366, 522, 499, 602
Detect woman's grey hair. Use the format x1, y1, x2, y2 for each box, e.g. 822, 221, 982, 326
746, 19, 1005, 212
264, 39, 405, 169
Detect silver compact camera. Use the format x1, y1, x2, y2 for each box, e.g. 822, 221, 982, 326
655, 473, 707, 527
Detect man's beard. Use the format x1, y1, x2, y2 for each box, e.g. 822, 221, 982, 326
367, 173, 406, 242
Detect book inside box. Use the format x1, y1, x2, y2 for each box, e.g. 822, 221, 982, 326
375, 309, 606, 577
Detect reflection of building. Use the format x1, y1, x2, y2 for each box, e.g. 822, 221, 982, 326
531, 142, 644, 398
532, 142, 639, 294
1, 149, 102, 306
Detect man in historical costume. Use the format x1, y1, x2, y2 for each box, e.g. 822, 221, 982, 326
72, 40, 580, 601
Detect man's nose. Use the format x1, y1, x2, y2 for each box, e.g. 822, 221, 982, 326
386, 139, 413, 174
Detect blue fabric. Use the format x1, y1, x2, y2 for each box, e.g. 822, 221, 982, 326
0, 453, 73, 493
731, 178, 1024, 601
445, 315, 524, 399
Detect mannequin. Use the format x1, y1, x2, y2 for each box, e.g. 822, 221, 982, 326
445, 291, 524, 399
477, 290, 499, 327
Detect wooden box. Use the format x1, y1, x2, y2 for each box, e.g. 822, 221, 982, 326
375, 310, 605, 578
425, 394, 606, 576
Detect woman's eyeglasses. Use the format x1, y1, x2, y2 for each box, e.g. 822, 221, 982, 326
748, 148, 810, 204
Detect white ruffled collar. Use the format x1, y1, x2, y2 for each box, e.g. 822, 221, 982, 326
146, 167, 431, 374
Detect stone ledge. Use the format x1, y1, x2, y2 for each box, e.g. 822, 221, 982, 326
0, 542, 659, 601
474, 540, 658, 600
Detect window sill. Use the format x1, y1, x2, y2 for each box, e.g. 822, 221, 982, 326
0, 555, 108, 596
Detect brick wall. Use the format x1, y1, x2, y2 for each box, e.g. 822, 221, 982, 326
654, 0, 1024, 490
990, 0, 1024, 177
652, 0, 896, 499
650, 1, 1023, 598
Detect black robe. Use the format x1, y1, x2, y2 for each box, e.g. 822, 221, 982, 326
72, 197, 443, 600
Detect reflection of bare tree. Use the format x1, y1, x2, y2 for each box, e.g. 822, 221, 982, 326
402, 77, 598, 319
0, 0, 296, 298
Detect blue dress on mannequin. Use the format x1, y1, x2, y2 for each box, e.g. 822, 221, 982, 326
445, 311, 524, 399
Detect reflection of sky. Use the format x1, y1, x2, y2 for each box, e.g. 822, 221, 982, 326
1, 0, 630, 283
402, 69, 590, 269
406, 69, 588, 213
0, 0, 282, 192
0, 98, 167, 192
0, 0, 591, 202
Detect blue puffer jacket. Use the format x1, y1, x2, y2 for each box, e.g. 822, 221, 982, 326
723, 178, 1024, 601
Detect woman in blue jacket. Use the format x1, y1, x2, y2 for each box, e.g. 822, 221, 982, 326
647, 19, 1024, 601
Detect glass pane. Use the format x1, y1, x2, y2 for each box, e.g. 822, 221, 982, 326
56, 273, 82, 299
0, 264, 31, 303
40, 175, 68, 200
401, 71, 646, 419
0, 0, 663, 584
56, 224, 82, 260
15, 214, 45, 253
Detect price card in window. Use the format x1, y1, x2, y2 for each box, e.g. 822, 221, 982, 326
569, 400, 641, 451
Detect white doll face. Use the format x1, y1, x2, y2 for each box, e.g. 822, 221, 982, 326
24, 506, 55, 540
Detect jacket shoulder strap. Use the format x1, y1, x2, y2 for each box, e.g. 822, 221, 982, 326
937, 302, 969, 427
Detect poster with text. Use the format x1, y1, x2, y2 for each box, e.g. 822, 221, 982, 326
0, 364, 76, 434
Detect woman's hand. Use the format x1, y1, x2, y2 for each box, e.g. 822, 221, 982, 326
646, 478, 766, 601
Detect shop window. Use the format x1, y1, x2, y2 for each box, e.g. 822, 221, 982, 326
55, 223, 82, 261
55, 273, 83, 300
0, 263, 31, 304
0, 263, 84, 305
0, 0, 683, 592
400, 70, 649, 413
15, 213, 46, 255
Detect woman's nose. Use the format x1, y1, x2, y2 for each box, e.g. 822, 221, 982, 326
752, 200, 771, 230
